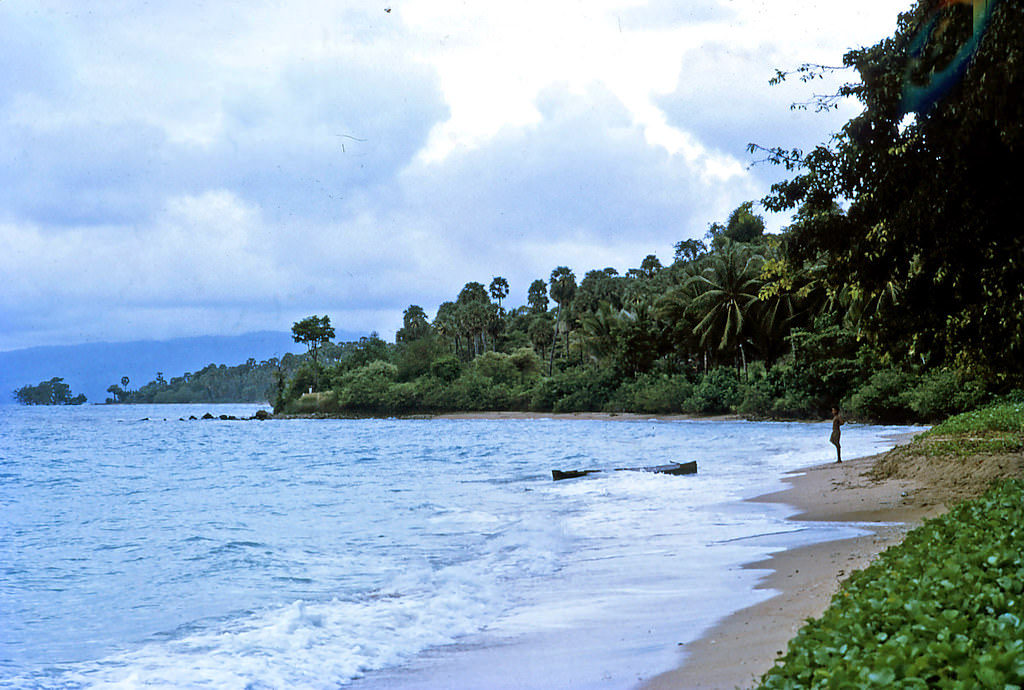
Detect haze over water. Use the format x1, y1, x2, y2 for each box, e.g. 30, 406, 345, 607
0, 405, 914, 689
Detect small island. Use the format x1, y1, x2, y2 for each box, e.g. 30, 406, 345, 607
13, 377, 87, 405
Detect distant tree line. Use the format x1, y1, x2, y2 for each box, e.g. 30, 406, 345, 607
105, 357, 304, 404
13, 378, 87, 405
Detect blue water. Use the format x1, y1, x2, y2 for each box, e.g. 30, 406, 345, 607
0, 405, 915, 689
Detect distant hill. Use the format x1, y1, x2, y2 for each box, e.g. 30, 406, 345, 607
0, 331, 360, 405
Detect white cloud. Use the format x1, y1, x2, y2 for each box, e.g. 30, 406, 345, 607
0, 0, 916, 350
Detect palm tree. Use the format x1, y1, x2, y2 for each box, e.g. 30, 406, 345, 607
548, 266, 577, 373
489, 276, 509, 312
433, 301, 461, 357
527, 279, 549, 314
580, 301, 621, 364
686, 241, 765, 368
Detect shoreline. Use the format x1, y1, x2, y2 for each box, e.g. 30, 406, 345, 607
427, 410, 743, 422
642, 444, 940, 690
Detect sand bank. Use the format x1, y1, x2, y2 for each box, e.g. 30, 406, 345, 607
641, 439, 1023, 690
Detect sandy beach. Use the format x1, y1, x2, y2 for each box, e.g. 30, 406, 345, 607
640, 438, 1024, 690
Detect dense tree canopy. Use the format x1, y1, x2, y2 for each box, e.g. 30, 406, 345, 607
759, 0, 1024, 383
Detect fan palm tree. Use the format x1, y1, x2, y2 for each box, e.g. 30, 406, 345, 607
548, 266, 577, 373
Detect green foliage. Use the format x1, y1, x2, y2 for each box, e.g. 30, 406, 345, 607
762, 0, 1024, 381
336, 361, 399, 414
686, 366, 744, 414
758, 480, 1024, 689
530, 366, 618, 413
472, 351, 519, 387
291, 315, 335, 359
291, 315, 335, 390
844, 368, 919, 424
430, 355, 462, 383
396, 305, 430, 343
725, 200, 766, 244
527, 279, 549, 314
611, 373, 693, 414
14, 377, 87, 405
507, 347, 542, 385
904, 368, 987, 422
910, 399, 1024, 456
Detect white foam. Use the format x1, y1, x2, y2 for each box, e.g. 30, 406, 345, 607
63, 567, 506, 688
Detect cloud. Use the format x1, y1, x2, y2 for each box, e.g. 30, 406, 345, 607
373, 82, 762, 310
0, 0, 916, 351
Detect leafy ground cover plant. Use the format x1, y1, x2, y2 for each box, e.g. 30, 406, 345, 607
911, 400, 1024, 456
758, 479, 1024, 688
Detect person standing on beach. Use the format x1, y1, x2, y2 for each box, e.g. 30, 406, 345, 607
830, 407, 844, 463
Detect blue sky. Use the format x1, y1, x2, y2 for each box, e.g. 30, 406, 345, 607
0, 0, 911, 351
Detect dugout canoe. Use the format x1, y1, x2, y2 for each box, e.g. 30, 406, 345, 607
551, 460, 697, 481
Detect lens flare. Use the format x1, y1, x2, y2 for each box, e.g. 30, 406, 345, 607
899, 0, 998, 115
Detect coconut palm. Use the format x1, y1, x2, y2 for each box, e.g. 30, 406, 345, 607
686, 241, 765, 364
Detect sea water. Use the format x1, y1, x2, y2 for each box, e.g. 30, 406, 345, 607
0, 404, 915, 689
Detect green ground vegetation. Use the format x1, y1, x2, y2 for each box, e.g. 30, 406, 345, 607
757, 403, 1024, 689
909, 397, 1024, 456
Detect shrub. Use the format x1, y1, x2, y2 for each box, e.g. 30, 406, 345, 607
473, 351, 519, 387
531, 366, 618, 412
336, 361, 399, 413
386, 381, 422, 415
447, 372, 514, 411
612, 374, 693, 414
288, 390, 339, 415
430, 355, 462, 383
905, 368, 987, 422
686, 367, 743, 414
844, 368, 918, 423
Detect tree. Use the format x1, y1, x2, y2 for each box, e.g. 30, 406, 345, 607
291, 315, 335, 390
639, 254, 663, 278
14, 377, 86, 405
757, 0, 1024, 380
396, 305, 430, 343
433, 301, 462, 357
489, 276, 509, 312
725, 201, 765, 243
527, 279, 549, 314
508, 346, 542, 385
674, 238, 707, 264
456, 282, 492, 357
457, 281, 488, 304
575, 268, 624, 316
527, 312, 554, 361
687, 241, 765, 368
548, 266, 577, 372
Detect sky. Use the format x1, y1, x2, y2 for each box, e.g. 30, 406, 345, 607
0, 0, 914, 352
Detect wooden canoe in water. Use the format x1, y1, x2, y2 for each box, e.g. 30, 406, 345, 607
551, 460, 697, 481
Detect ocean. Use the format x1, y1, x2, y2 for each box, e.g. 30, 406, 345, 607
0, 404, 915, 689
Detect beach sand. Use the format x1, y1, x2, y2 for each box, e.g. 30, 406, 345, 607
640, 440, 1024, 690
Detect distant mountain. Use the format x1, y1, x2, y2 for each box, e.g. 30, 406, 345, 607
0, 331, 360, 405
